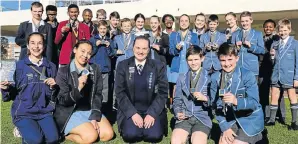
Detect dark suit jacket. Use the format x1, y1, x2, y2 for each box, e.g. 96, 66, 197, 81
115, 57, 168, 133
15, 20, 53, 61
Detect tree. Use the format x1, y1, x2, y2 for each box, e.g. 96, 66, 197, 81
1, 37, 9, 59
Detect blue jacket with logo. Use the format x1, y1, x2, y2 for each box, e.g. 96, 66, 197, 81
1, 57, 57, 124
169, 31, 199, 73
173, 68, 212, 128
210, 66, 264, 136
199, 31, 227, 71
89, 34, 114, 73
231, 29, 265, 75
271, 36, 298, 86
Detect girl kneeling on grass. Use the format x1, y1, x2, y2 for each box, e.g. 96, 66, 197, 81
54, 40, 114, 143
0, 32, 59, 144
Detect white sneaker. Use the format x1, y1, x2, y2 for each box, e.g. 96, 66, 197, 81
13, 127, 22, 138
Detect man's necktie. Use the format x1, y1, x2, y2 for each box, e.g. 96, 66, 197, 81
242, 30, 248, 42
137, 64, 143, 75
192, 72, 197, 80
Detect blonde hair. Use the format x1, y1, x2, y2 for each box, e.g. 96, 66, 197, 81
277, 18, 291, 30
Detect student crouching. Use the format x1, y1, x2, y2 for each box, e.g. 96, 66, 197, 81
1, 32, 59, 144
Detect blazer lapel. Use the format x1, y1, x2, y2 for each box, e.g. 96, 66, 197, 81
146, 59, 156, 102
248, 29, 255, 42
280, 36, 294, 59
231, 66, 241, 96
127, 58, 136, 102
196, 69, 208, 92
215, 31, 220, 43
182, 71, 190, 97
27, 22, 33, 33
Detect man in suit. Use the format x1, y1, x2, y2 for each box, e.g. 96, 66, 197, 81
15, 2, 52, 61
115, 36, 168, 143
54, 4, 90, 65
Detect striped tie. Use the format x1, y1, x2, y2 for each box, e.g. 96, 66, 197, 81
137, 64, 143, 75
279, 40, 285, 55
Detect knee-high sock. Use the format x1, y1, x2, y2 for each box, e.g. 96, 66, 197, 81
290, 103, 298, 124
269, 105, 278, 122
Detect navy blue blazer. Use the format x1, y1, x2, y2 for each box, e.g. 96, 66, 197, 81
199, 31, 227, 71
115, 57, 168, 133
210, 66, 264, 136
271, 36, 298, 86
231, 29, 265, 75
173, 68, 212, 128
15, 20, 53, 61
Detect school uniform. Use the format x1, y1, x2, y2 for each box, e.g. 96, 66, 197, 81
112, 33, 136, 68
224, 27, 241, 44
260, 34, 286, 121
54, 60, 104, 136
199, 31, 227, 71
107, 26, 121, 40
83, 21, 97, 36
169, 30, 199, 83
148, 31, 169, 65
192, 28, 206, 40
210, 66, 264, 143
268, 36, 298, 128
15, 20, 53, 61
90, 34, 114, 103
1, 57, 58, 144
115, 57, 168, 143
44, 19, 60, 66
173, 68, 212, 135
54, 20, 91, 65
231, 28, 265, 76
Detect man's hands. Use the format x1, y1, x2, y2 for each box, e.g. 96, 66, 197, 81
220, 128, 237, 144
222, 92, 237, 106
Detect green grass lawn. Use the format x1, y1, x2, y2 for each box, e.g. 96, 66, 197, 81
1, 100, 298, 144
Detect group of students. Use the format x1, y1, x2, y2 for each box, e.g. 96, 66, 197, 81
0, 1, 298, 144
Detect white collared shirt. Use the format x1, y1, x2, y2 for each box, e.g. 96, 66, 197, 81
281, 36, 290, 47
135, 59, 146, 68
29, 57, 43, 67
28, 19, 45, 32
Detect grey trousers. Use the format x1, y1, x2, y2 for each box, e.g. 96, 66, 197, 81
102, 73, 109, 103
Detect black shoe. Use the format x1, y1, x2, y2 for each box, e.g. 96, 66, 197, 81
290, 122, 298, 130
278, 117, 286, 125
265, 121, 275, 126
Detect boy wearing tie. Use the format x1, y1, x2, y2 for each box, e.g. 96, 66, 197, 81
266, 19, 298, 130
89, 20, 114, 104
231, 11, 265, 79
171, 46, 212, 144
211, 43, 264, 144
199, 14, 227, 74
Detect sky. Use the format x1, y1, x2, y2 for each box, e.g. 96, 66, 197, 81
1, 0, 35, 11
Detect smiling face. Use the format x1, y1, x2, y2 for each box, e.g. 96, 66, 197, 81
208, 21, 219, 32
98, 25, 107, 37
121, 21, 132, 34
150, 17, 160, 32
135, 17, 145, 30
195, 15, 206, 29
179, 15, 190, 30
68, 8, 79, 20
73, 43, 92, 66
83, 11, 92, 23
133, 39, 149, 62
240, 16, 253, 30
225, 14, 237, 28
164, 16, 174, 29
219, 54, 239, 73
28, 34, 44, 58
264, 22, 275, 36
278, 25, 291, 40
47, 10, 57, 21
31, 6, 43, 20
187, 54, 204, 71
110, 17, 120, 28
